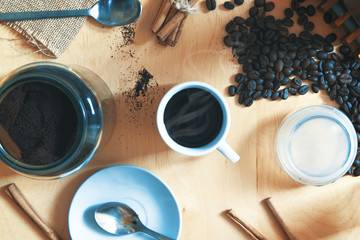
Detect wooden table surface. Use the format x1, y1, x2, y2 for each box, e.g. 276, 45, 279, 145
1, 0, 360, 239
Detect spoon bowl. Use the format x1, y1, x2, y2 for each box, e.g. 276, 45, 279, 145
95, 202, 175, 240
0, 0, 142, 27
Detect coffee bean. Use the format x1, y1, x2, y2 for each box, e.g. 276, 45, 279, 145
264, 80, 274, 89
235, 73, 245, 83
325, 73, 337, 85
245, 16, 257, 26
271, 91, 280, 100
311, 84, 319, 93
331, 52, 341, 62
284, 8, 294, 18
247, 80, 257, 91
275, 59, 284, 72
264, 72, 275, 81
264, 2, 275, 12
224, 35, 232, 47
291, 0, 299, 10
316, 51, 328, 60
323, 11, 333, 24
228, 85, 236, 96
254, 0, 265, 7
323, 43, 334, 52
291, 78, 302, 88
206, 0, 216, 10
281, 88, 289, 99
244, 97, 253, 107
325, 33, 337, 43
283, 67, 292, 76
298, 85, 309, 95
339, 73, 352, 84
304, 22, 314, 31
234, 16, 245, 25
236, 83, 245, 95
249, 6, 258, 16
225, 20, 236, 33
238, 55, 249, 64
224, 1, 235, 9
234, 0, 244, 6
339, 45, 351, 56
282, 18, 294, 27
339, 87, 350, 96
297, 15, 308, 25
262, 89, 272, 98
297, 6, 307, 16
288, 87, 297, 95
306, 5, 316, 16
323, 60, 335, 71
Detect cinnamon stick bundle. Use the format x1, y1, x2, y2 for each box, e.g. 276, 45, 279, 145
152, 0, 198, 46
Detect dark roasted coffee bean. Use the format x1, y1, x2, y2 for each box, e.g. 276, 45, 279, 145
297, 15, 308, 25
275, 59, 284, 72
262, 89, 272, 98
264, 72, 275, 81
329, 89, 337, 100
323, 11, 333, 24
336, 95, 344, 105
269, 50, 278, 62
254, 0, 265, 7
264, 2, 275, 12
238, 55, 249, 64
236, 83, 245, 94
297, 6, 307, 16
224, 35, 232, 47
234, 0, 244, 5
270, 91, 280, 100
311, 84, 319, 93
281, 77, 290, 85
325, 33, 337, 43
243, 97, 253, 107
224, 1, 235, 9
206, 0, 216, 10
291, 0, 299, 10
354, 160, 360, 168
245, 16, 257, 26
291, 78, 302, 88
249, 6, 258, 16
306, 5, 316, 16
247, 79, 257, 90
248, 70, 260, 80
283, 67, 292, 76
331, 52, 341, 62
316, 51, 328, 60
228, 85, 236, 96
264, 80, 274, 89
282, 18, 294, 27
252, 91, 262, 100
225, 20, 236, 33
234, 16, 245, 25
301, 58, 311, 69
338, 87, 350, 96
304, 22, 314, 31
289, 87, 297, 95
235, 73, 245, 83
323, 43, 334, 52
298, 85, 309, 95
284, 8, 294, 18
339, 45, 351, 56
339, 73, 352, 84
323, 59, 335, 71
281, 88, 289, 99
325, 73, 337, 85
273, 81, 281, 91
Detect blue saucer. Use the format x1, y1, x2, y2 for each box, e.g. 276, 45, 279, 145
68, 165, 182, 239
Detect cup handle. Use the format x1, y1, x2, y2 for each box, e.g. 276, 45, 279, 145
217, 141, 240, 163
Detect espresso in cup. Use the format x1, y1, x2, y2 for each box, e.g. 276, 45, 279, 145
157, 81, 240, 163
164, 88, 223, 148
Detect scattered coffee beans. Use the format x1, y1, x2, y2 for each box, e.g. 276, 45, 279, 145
206, 0, 216, 10
222, 0, 360, 177
234, 0, 244, 6
224, 1, 235, 9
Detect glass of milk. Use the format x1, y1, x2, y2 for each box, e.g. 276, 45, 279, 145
276, 105, 357, 185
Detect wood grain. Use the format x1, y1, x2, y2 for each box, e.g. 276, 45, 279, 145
0, 0, 358, 240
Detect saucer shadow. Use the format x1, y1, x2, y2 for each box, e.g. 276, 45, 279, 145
83, 204, 107, 234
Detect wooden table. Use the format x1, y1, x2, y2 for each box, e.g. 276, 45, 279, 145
1, 0, 360, 239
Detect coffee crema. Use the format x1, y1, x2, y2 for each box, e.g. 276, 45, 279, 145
163, 88, 223, 148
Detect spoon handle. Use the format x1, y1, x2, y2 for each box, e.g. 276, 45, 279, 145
139, 225, 175, 240
0, 9, 90, 22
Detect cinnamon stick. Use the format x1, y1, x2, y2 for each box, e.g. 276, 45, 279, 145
262, 197, 296, 240
166, 15, 187, 46
156, 0, 198, 41
152, 0, 172, 33
5, 183, 61, 240
225, 209, 268, 240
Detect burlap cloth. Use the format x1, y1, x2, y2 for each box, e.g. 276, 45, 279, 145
1, 0, 98, 57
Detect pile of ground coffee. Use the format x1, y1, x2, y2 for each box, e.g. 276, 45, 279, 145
0, 82, 78, 165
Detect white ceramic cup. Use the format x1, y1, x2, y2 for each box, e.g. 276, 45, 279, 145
157, 81, 240, 163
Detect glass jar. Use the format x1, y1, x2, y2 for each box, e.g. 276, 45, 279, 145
0, 62, 116, 179
276, 105, 357, 185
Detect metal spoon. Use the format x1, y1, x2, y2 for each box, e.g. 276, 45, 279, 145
0, 0, 142, 27
95, 202, 175, 240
